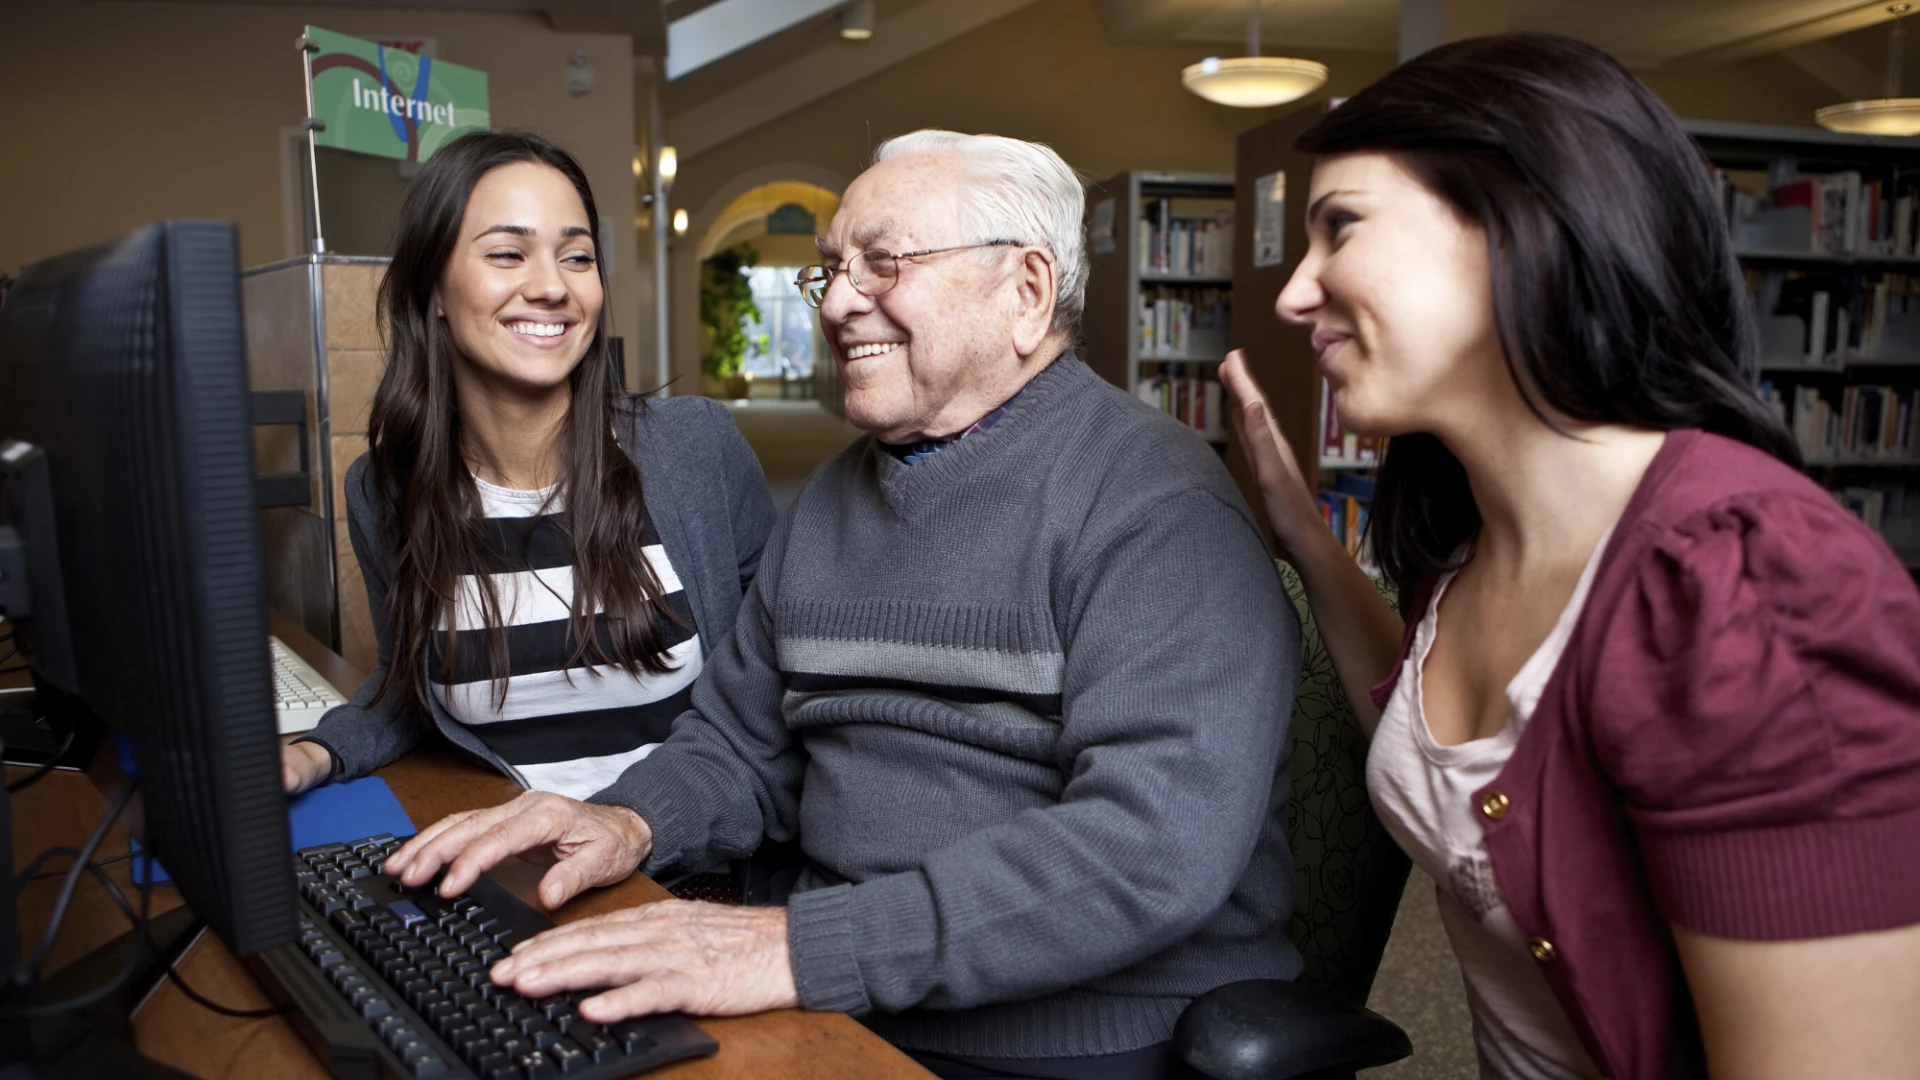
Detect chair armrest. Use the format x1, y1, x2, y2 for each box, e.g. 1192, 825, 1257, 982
1173, 979, 1413, 1080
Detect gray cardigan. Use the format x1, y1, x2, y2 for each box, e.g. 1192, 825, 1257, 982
299, 395, 776, 782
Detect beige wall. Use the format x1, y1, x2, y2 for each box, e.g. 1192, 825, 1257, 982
0, 1, 645, 373
664, 0, 1853, 393
666, 0, 1401, 391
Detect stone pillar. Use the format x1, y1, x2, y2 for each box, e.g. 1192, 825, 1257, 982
1399, 0, 1509, 62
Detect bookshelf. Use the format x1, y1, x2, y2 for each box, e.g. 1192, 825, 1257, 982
1222, 104, 1381, 574
1082, 170, 1236, 444
1688, 119, 1920, 569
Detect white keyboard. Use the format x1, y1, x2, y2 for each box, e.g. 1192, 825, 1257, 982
271, 634, 347, 735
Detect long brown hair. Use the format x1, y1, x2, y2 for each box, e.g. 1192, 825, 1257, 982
368, 130, 677, 718
1295, 34, 1799, 603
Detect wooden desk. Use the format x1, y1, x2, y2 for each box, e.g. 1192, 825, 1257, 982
8, 615, 928, 1079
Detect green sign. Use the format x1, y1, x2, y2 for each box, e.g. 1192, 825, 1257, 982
306, 26, 489, 163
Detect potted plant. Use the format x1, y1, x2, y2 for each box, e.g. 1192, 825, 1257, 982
700, 243, 767, 399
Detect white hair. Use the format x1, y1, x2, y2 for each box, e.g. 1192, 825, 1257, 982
873, 129, 1088, 337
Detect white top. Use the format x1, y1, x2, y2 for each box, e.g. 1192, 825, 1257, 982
430, 476, 704, 800
1366, 528, 1615, 1080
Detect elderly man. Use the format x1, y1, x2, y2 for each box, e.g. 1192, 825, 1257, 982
385, 130, 1303, 1078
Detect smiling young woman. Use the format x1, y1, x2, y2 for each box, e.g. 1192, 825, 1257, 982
1221, 33, 1920, 1080
282, 131, 774, 803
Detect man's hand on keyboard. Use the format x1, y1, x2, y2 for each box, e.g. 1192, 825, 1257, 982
488, 900, 801, 1019
384, 791, 653, 909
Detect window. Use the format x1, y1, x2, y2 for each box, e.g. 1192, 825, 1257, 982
740, 266, 820, 381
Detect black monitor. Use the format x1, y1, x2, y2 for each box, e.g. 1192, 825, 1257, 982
0, 221, 296, 1047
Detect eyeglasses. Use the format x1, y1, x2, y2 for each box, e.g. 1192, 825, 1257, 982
795, 241, 1025, 308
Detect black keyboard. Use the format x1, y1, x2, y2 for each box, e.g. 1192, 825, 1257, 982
247, 834, 719, 1079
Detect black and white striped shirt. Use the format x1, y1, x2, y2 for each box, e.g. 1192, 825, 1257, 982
427, 477, 701, 799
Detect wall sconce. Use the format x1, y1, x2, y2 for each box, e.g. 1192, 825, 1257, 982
672, 208, 689, 237
641, 145, 679, 207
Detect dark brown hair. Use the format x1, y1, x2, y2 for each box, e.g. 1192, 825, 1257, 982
368, 130, 677, 718
1295, 33, 1799, 601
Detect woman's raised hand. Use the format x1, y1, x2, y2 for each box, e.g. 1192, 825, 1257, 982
1220, 349, 1326, 566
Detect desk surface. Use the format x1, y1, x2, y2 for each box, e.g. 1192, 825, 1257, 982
8, 615, 928, 1079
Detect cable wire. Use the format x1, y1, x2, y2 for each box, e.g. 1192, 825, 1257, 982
23, 779, 135, 982
0, 843, 153, 1020
5, 727, 76, 794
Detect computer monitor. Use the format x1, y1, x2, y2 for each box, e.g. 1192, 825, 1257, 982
0, 222, 296, 970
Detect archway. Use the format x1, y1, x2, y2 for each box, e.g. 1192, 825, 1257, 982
688, 180, 842, 399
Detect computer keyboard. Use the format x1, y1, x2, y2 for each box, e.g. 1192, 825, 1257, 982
272, 634, 348, 734
250, 834, 719, 1079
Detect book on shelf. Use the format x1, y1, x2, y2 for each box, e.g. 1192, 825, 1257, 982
1136, 375, 1226, 443
1752, 268, 1920, 365
1720, 165, 1920, 257
1137, 197, 1234, 277
1318, 379, 1382, 464
1316, 474, 1379, 577
1759, 379, 1920, 462
1826, 480, 1920, 561
1136, 285, 1230, 358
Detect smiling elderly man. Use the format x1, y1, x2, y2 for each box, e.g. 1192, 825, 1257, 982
384, 130, 1303, 1080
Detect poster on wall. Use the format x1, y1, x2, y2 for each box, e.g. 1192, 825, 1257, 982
305, 26, 488, 164
1253, 171, 1285, 269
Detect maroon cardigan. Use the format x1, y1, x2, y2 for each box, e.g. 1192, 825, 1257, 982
1371, 429, 1920, 1078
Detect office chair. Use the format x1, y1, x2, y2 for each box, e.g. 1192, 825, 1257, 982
1174, 563, 1415, 1080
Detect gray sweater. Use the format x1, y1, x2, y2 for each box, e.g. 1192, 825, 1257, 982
592, 355, 1304, 1059
300, 395, 776, 780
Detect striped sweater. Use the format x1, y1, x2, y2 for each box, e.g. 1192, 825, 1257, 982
591, 354, 1304, 1059
429, 477, 701, 799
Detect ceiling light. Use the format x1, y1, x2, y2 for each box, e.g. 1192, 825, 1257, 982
673, 208, 689, 237
632, 149, 644, 179
1182, 0, 1326, 109
1818, 5, 1920, 136
841, 0, 874, 40
658, 145, 679, 190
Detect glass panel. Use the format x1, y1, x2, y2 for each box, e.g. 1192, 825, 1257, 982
741, 266, 821, 384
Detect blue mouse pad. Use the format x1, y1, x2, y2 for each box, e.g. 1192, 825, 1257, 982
132, 775, 418, 885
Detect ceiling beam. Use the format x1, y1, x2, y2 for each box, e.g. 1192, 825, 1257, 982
668, 0, 1042, 161
1661, 0, 1903, 71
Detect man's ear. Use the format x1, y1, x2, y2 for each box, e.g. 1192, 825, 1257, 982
1010, 248, 1058, 358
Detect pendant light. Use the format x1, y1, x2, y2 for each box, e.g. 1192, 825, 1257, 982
1182, 0, 1327, 109
1817, 4, 1920, 136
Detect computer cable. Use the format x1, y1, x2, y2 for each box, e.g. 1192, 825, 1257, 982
19, 847, 133, 884
63, 860, 292, 1020
21, 779, 135, 984
0, 840, 154, 1020
5, 727, 76, 794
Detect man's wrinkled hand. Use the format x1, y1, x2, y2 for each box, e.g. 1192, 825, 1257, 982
382, 790, 653, 909
488, 901, 800, 1021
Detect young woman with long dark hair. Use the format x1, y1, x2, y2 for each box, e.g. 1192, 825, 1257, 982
283, 131, 773, 802
1222, 34, 1920, 1079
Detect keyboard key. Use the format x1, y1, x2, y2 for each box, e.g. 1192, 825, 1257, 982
535, 995, 570, 1021
497, 1036, 532, 1060
316, 949, 347, 970
485, 1065, 519, 1080
547, 1037, 588, 1074
361, 997, 394, 1020
410, 1053, 449, 1079
517, 1051, 559, 1080
578, 1031, 618, 1063
611, 1021, 657, 1054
